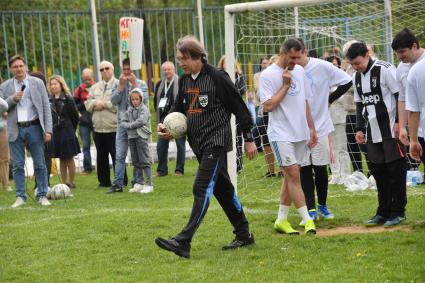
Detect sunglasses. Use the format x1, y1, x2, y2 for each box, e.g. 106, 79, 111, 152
100, 67, 110, 72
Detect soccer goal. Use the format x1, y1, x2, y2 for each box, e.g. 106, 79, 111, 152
224, 0, 425, 193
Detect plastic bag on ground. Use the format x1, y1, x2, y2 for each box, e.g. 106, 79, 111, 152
343, 171, 369, 192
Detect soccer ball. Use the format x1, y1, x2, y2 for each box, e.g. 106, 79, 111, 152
163, 112, 187, 139
50, 184, 73, 200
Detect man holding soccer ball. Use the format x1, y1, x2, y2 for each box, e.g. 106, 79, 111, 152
155, 35, 257, 258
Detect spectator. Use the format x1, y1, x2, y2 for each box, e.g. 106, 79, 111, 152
109, 58, 149, 193
217, 55, 245, 172
48, 75, 80, 188
0, 55, 52, 208
85, 61, 118, 188
0, 75, 10, 192
326, 55, 351, 185
74, 68, 95, 174
122, 88, 153, 193
251, 57, 269, 151
154, 61, 185, 177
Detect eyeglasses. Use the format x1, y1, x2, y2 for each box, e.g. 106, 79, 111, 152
100, 67, 110, 72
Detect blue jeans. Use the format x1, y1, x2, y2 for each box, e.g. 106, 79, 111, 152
156, 137, 186, 175
10, 124, 48, 200
79, 125, 92, 172
113, 126, 129, 188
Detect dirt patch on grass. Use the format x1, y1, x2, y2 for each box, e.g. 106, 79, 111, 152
316, 225, 411, 237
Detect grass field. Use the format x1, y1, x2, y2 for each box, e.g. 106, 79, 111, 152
1, 157, 424, 282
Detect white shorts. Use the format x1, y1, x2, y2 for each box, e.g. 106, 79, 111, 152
270, 141, 310, 167
306, 135, 331, 166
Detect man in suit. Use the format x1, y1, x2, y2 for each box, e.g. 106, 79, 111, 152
0, 55, 53, 208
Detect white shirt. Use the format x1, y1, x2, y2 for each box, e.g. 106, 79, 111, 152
406, 58, 425, 131
396, 51, 425, 136
14, 75, 38, 122
259, 63, 312, 142
353, 60, 399, 143
304, 57, 352, 136
396, 51, 425, 102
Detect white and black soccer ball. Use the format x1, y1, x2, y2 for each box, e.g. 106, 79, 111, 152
50, 184, 73, 200
163, 112, 187, 139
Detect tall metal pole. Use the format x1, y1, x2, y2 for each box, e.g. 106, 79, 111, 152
90, 0, 101, 80
384, 0, 394, 64
197, 0, 205, 46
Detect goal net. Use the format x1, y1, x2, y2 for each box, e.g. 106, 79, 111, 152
224, 0, 425, 198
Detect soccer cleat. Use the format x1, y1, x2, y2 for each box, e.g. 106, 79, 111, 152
274, 219, 300, 235
129, 184, 144, 193
299, 209, 318, 226
383, 216, 405, 228
11, 197, 26, 208
364, 215, 387, 227
318, 204, 334, 219
155, 237, 190, 258
222, 234, 255, 250
38, 196, 51, 206
140, 185, 154, 194
304, 219, 316, 234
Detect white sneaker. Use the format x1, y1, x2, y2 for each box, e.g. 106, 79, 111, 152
38, 196, 51, 206
11, 197, 26, 208
129, 184, 145, 193
140, 185, 153, 194
5, 186, 12, 192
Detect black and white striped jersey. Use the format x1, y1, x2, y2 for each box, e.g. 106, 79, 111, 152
173, 63, 253, 154
353, 60, 399, 143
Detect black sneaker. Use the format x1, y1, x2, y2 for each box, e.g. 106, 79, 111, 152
222, 234, 255, 250
106, 185, 123, 194
155, 237, 190, 258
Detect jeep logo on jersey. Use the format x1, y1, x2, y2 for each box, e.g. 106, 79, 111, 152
199, 94, 208, 107
362, 94, 381, 105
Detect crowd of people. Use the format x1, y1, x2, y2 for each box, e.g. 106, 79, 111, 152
0, 28, 424, 258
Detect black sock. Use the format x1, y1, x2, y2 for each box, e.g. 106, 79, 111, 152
313, 165, 328, 206
300, 165, 315, 210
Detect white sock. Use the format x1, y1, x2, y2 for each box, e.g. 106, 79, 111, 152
277, 205, 290, 222
297, 206, 311, 223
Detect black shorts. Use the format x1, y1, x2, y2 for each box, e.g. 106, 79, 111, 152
365, 138, 405, 164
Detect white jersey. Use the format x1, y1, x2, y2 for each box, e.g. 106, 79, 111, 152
259, 63, 312, 142
406, 58, 425, 132
304, 57, 352, 137
396, 51, 425, 137
396, 51, 425, 102
353, 60, 399, 143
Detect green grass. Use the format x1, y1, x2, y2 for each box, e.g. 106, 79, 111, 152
1, 158, 424, 282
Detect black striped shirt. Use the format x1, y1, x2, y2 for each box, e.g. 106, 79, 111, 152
174, 63, 253, 154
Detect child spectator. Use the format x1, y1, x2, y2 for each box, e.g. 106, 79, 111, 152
121, 88, 153, 193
